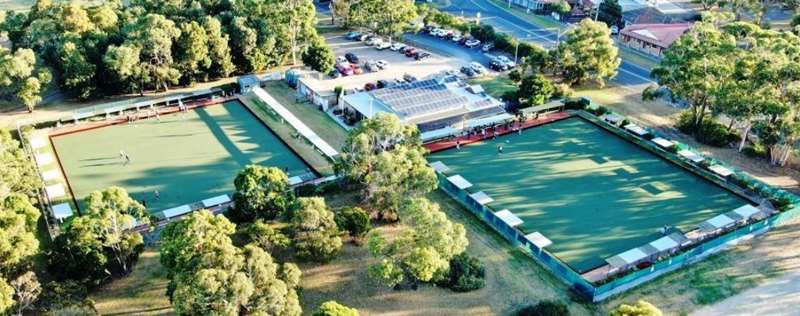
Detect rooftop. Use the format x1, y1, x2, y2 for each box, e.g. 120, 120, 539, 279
621, 23, 693, 48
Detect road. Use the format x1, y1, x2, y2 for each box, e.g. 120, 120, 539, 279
438, 0, 655, 86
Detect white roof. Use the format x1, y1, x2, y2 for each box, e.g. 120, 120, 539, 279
467, 113, 514, 128
652, 137, 674, 148
52, 203, 73, 220
45, 184, 65, 199
41, 170, 61, 181
706, 214, 735, 229
35, 153, 54, 166
162, 204, 192, 218
524, 232, 553, 248
428, 161, 450, 173
633, 29, 658, 39
469, 191, 494, 205
649, 235, 679, 252
620, 248, 648, 264
624, 123, 648, 136
495, 209, 523, 227
678, 149, 704, 163
603, 113, 624, 124
252, 87, 339, 158
29, 137, 46, 149
709, 164, 734, 177
733, 204, 760, 219
421, 127, 458, 142
447, 175, 473, 190
288, 176, 304, 186
202, 195, 231, 208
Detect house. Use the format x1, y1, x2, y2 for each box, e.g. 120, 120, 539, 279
619, 23, 692, 57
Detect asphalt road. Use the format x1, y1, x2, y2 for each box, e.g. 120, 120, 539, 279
439, 0, 655, 86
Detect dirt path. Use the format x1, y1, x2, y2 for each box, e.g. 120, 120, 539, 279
692, 270, 800, 316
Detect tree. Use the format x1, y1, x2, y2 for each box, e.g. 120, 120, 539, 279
160, 210, 239, 278
0, 48, 51, 112
0, 130, 41, 198
0, 193, 40, 275
334, 206, 371, 240
692, 0, 720, 10
610, 300, 662, 316
290, 197, 342, 262
551, 0, 571, 15
121, 13, 182, 92
202, 16, 234, 79
0, 278, 12, 315
335, 113, 437, 220
597, 0, 623, 29
175, 20, 210, 85
10, 271, 41, 316
230, 165, 294, 222
351, 0, 417, 41
518, 74, 555, 107
438, 253, 485, 292
246, 220, 290, 252
368, 198, 468, 286
303, 35, 335, 73
313, 301, 359, 316
56, 40, 96, 99
516, 300, 569, 316
554, 19, 620, 87
103, 44, 143, 94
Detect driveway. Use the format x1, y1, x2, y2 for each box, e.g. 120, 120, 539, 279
439, 0, 655, 86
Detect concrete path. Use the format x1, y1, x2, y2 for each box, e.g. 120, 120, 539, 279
692, 270, 800, 316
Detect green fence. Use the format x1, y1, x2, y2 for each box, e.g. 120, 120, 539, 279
434, 110, 800, 302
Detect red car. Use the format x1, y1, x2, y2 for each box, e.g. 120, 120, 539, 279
364, 82, 377, 91
352, 64, 364, 75
335, 63, 353, 76
404, 48, 418, 57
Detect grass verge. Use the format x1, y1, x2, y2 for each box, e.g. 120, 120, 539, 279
91, 248, 174, 316
468, 74, 516, 99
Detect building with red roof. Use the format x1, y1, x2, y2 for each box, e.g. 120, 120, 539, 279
619, 23, 693, 57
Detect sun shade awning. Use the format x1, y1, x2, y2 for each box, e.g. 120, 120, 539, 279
700, 214, 735, 230
652, 137, 674, 148
428, 161, 450, 173
162, 205, 192, 218
709, 164, 734, 177
732, 204, 760, 219
495, 209, 523, 227
52, 203, 73, 220
606, 248, 648, 268
678, 149, 704, 163
624, 123, 648, 136
202, 195, 231, 208
524, 232, 553, 248
469, 191, 494, 205
447, 175, 473, 190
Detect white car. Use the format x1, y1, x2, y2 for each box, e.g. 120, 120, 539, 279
375, 42, 391, 50
465, 39, 481, 48
376, 60, 389, 69
482, 43, 494, 52
390, 42, 405, 51
431, 28, 444, 36
366, 37, 383, 46
496, 56, 516, 68
470, 62, 487, 74
336, 55, 347, 64
451, 35, 462, 42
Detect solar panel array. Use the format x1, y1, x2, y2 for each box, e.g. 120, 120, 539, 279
371, 79, 469, 119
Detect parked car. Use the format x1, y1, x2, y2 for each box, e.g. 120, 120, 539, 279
345, 52, 359, 63
336, 63, 353, 76
423, 25, 436, 34
401, 46, 415, 54
451, 35, 462, 42
431, 28, 444, 36
352, 64, 363, 75
465, 39, 481, 48
470, 62, 487, 74
375, 42, 391, 50
482, 42, 494, 52
403, 74, 417, 82
376, 60, 389, 69
496, 56, 516, 69
458, 36, 470, 45
364, 61, 379, 72
489, 60, 505, 71
345, 32, 361, 40
390, 42, 406, 51
328, 69, 341, 78
404, 48, 418, 57
358, 33, 370, 41
414, 52, 431, 60
364, 82, 377, 91
336, 55, 347, 64
460, 66, 476, 77
366, 37, 383, 46
376, 79, 391, 89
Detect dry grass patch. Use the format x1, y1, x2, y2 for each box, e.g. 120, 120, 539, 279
91, 248, 174, 316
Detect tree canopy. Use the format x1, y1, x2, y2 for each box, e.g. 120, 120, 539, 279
553, 19, 620, 87
335, 113, 437, 220
313, 300, 359, 316
230, 165, 295, 222
610, 300, 662, 316
290, 197, 343, 262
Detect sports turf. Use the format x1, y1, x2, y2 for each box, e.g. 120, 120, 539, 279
51, 100, 311, 212
427, 117, 748, 273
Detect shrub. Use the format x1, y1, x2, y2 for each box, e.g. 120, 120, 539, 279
334, 207, 371, 239
553, 83, 574, 99
502, 89, 521, 105
589, 105, 609, 116
675, 111, 739, 147
620, 119, 630, 127
770, 195, 794, 211
313, 300, 359, 316
516, 300, 569, 316
436, 253, 485, 292
742, 142, 768, 159
610, 300, 662, 316
563, 97, 588, 110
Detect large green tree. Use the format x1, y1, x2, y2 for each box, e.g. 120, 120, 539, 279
230, 165, 294, 222
351, 0, 417, 41
368, 197, 468, 286
290, 197, 342, 262
597, 0, 623, 28
121, 13, 182, 92
0, 130, 41, 198
175, 20, 210, 85
518, 74, 555, 107
335, 114, 438, 220
0, 48, 51, 112
0, 194, 40, 275
303, 35, 335, 73
553, 19, 620, 87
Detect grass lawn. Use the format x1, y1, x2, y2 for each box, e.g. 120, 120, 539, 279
484, 0, 565, 30
91, 248, 174, 316
51, 100, 311, 212
468, 75, 516, 99
428, 117, 748, 272
300, 190, 596, 316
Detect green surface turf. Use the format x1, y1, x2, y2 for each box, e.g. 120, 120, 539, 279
51, 100, 311, 212
428, 117, 748, 273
